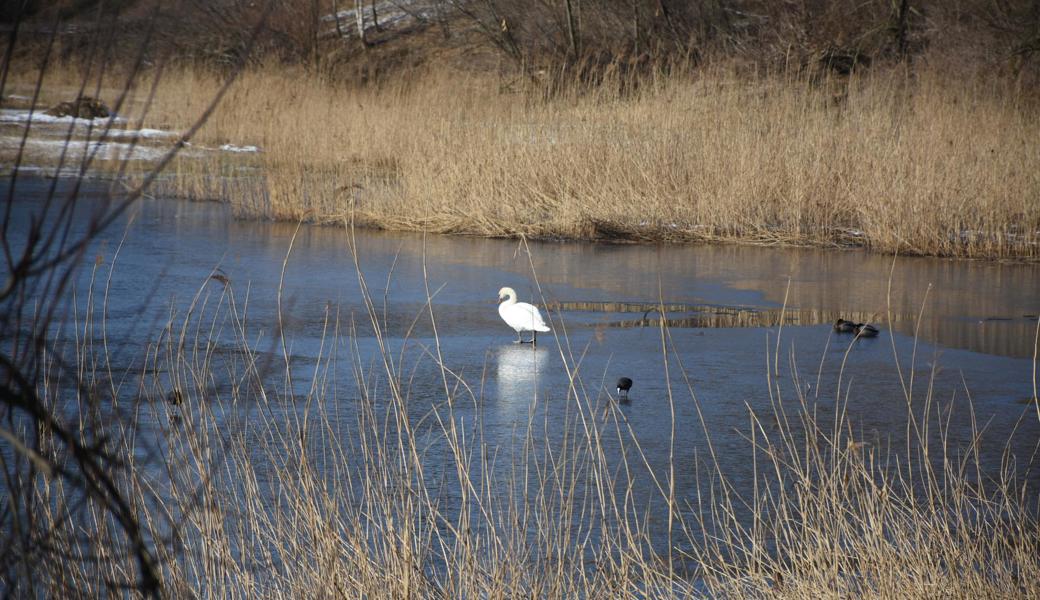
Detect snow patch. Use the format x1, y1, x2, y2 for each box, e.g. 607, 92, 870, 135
322, 0, 432, 38
98, 127, 179, 139
0, 108, 125, 125
219, 143, 260, 153
0, 135, 195, 161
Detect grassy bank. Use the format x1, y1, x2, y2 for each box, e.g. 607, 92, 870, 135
119, 63, 1039, 260
5, 59, 1039, 258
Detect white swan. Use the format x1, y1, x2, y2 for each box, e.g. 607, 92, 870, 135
497, 287, 551, 344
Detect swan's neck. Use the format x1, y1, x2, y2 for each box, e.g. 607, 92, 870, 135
501, 291, 517, 306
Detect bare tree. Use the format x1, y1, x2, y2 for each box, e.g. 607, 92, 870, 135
356, 0, 368, 46
564, 0, 580, 58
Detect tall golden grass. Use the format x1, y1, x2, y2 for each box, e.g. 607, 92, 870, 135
107, 62, 1039, 260
31, 242, 1040, 597
7, 61, 1038, 258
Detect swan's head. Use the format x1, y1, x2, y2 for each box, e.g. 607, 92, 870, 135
498, 287, 516, 302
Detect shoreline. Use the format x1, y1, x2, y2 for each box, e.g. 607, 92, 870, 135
5, 165, 1039, 264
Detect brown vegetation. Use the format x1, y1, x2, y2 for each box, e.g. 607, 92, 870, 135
134, 63, 1040, 259
7, 0, 1040, 259
44, 95, 110, 118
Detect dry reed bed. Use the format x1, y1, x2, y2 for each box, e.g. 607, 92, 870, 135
8, 63, 1038, 258
36, 256, 1040, 598
125, 65, 1040, 259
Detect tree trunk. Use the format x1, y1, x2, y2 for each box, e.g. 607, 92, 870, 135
436, 0, 451, 39
332, 0, 345, 39
631, 1, 639, 52
311, 0, 321, 68
895, 0, 910, 57
355, 0, 368, 46
563, 0, 580, 59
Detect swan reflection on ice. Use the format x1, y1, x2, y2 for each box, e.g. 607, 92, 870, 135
494, 344, 550, 419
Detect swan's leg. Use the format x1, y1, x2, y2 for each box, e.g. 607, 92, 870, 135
515, 331, 523, 344
532, 331, 537, 345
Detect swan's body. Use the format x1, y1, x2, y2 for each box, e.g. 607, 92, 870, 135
498, 287, 550, 344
